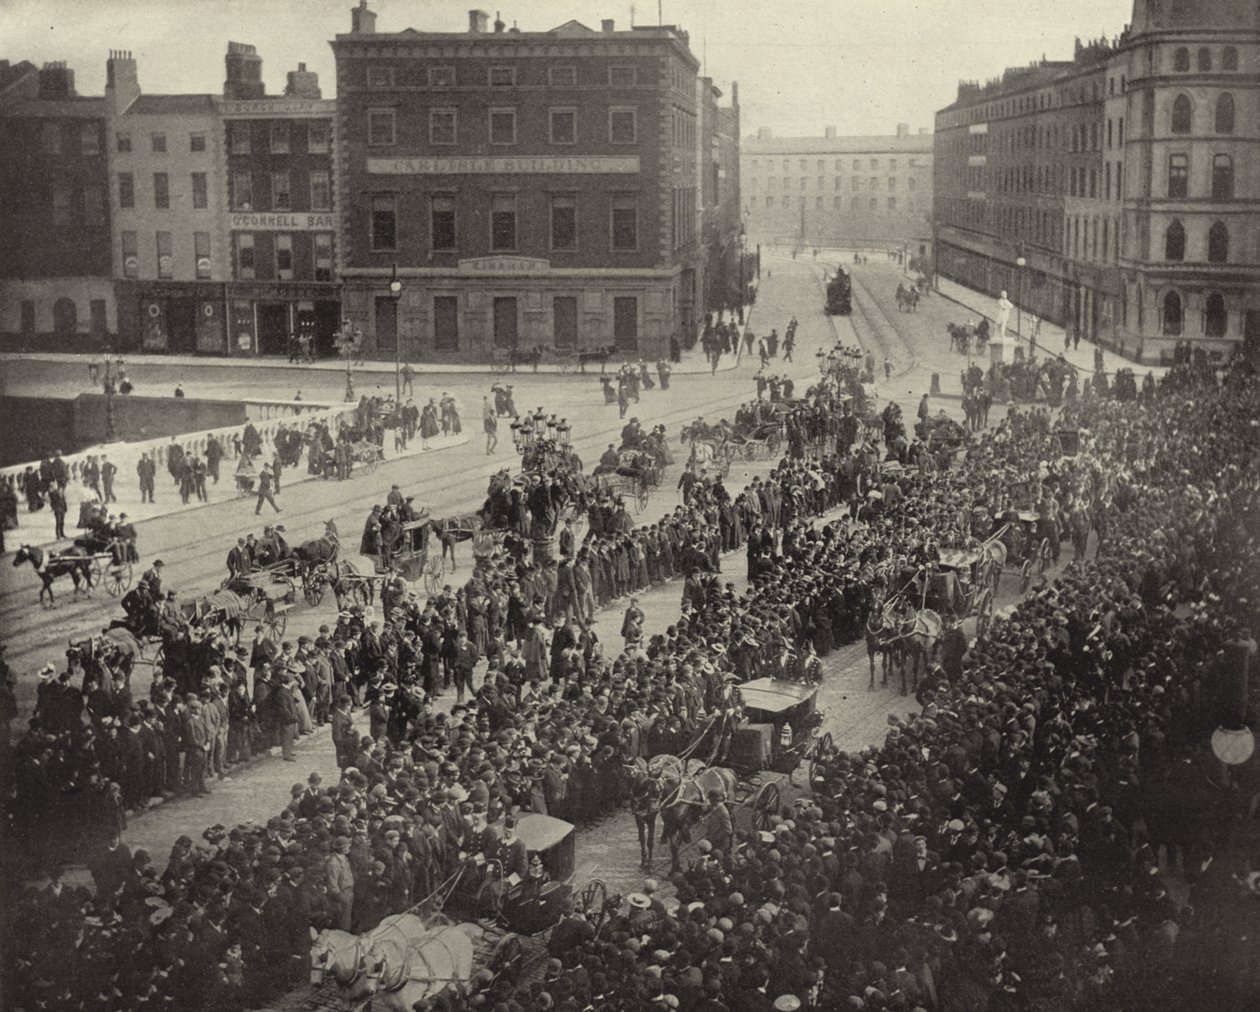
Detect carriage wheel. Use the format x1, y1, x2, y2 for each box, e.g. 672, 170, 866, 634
635, 483, 650, 512
489, 933, 523, 974
84, 555, 106, 590
361, 454, 378, 475
767, 431, 782, 455
1019, 559, 1034, 594
579, 880, 608, 922
423, 554, 445, 596
263, 607, 288, 642
753, 782, 781, 829
105, 561, 132, 597
304, 570, 327, 606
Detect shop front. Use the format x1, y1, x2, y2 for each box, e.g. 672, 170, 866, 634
223, 282, 341, 357
115, 281, 228, 354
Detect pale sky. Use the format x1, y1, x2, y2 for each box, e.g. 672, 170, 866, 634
5, 0, 1135, 135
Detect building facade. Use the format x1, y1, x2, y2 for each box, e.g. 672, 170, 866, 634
933, 0, 1259, 363
332, 4, 738, 361
0, 61, 115, 349
742, 125, 934, 253
698, 76, 743, 314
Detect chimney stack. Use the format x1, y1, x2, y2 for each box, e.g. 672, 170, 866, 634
285, 62, 322, 99
757, 126, 772, 139
224, 41, 264, 100
730, 81, 738, 106
106, 50, 140, 113
469, 9, 489, 32
896, 123, 909, 137
493, 11, 505, 32
351, 0, 376, 34
38, 61, 76, 99
918, 127, 929, 135
824, 125, 836, 139
601, 18, 615, 32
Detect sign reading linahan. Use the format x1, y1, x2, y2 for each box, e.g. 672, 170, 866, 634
367, 156, 640, 175
230, 212, 335, 231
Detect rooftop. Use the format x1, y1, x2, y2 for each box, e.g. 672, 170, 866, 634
126, 94, 218, 115
742, 134, 933, 156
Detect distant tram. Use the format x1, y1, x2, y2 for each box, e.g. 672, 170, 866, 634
824, 268, 853, 316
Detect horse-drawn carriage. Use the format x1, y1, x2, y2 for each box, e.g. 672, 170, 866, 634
731, 420, 784, 461
929, 548, 996, 637
219, 573, 292, 641
592, 448, 659, 512
358, 513, 492, 596
730, 679, 827, 786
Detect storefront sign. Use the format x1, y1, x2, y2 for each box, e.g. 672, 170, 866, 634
221, 99, 331, 117
458, 256, 551, 274
368, 155, 640, 175
230, 212, 335, 231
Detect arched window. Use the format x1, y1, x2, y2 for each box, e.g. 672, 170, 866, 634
1215, 93, 1235, 133
52, 297, 77, 335
1212, 154, 1234, 200
1223, 47, 1238, 71
1197, 47, 1212, 71
1173, 47, 1190, 71
1164, 220, 1186, 261
1171, 94, 1193, 134
1205, 293, 1227, 337
1162, 291, 1183, 336
1208, 221, 1230, 262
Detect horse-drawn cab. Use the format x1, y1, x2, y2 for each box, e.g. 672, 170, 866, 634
487, 813, 577, 935
929, 548, 995, 634
729, 678, 825, 785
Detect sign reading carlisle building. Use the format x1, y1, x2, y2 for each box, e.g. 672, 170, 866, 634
332, 3, 741, 362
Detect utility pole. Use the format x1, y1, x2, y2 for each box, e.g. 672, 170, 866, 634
390, 264, 405, 449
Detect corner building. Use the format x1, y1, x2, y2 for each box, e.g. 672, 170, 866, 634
933, 0, 1259, 364
333, 5, 736, 360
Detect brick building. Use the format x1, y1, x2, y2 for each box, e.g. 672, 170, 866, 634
933, 0, 1259, 363
332, 4, 738, 361
0, 61, 115, 349
698, 76, 744, 313
742, 125, 933, 253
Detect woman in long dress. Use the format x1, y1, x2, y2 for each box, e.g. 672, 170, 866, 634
419, 399, 440, 449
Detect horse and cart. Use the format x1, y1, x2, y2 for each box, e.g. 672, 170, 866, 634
593, 448, 659, 512
13, 539, 133, 607
348, 512, 494, 600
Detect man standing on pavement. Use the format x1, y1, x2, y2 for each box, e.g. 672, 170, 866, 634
452, 629, 479, 704
483, 397, 498, 455
184, 698, 211, 796
137, 454, 156, 503
101, 455, 117, 504
255, 463, 281, 515
48, 484, 68, 540
275, 673, 299, 761
325, 836, 355, 931
621, 597, 645, 650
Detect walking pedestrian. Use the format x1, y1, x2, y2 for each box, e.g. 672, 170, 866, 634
137, 455, 156, 503
101, 454, 117, 503
483, 396, 498, 455
255, 464, 281, 515
49, 485, 68, 540
884, 356, 893, 381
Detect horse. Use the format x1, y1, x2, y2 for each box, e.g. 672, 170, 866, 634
292, 529, 340, 568
13, 544, 93, 606
882, 607, 943, 695
360, 921, 480, 1012
310, 913, 432, 1000
575, 344, 617, 374
649, 756, 738, 873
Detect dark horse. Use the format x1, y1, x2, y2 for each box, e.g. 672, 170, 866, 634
636, 756, 737, 873
13, 544, 93, 606
575, 345, 617, 374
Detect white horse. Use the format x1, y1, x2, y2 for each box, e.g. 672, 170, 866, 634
360, 922, 481, 1011
308, 912, 430, 1000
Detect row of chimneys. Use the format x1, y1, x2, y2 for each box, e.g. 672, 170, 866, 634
756, 123, 929, 140
351, 4, 623, 36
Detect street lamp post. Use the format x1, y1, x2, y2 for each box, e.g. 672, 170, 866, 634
390, 264, 405, 450
101, 354, 118, 441
1015, 255, 1027, 340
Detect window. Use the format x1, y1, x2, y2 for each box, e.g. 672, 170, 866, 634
236, 233, 255, 279
490, 194, 517, 250
310, 170, 330, 211
156, 231, 173, 278
189, 132, 206, 153
1162, 291, 1182, 335
851, 197, 860, 210
489, 108, 516, 145
1164, 220, 1185, 261
870, 158, 879, 169
549, 65, 576, 86
116, 132, 131, 153
430, 109, 456, 145
869, 197, 877, 210
1215, 93, 1234, 134
1205, 292, 1227, 337
276, 234, 294, 280
887, 196, 897, 210
308, 121, 330, 153
270, 172, 291, 211
1173, 47, 1190, 71
428, 66, 454, 86
550, 194, 576, 250
153, 172, 169, 209
853, 177, 861, 191
765, 196, 774, 208
231, 171, 253, 210
815, 196, 823, 209
41, 122, 61, 154
609, 108, 637, 144
151, 133, 166, 153
118, 172, 135, 209
270, 122, 290, 153
80, 124, 100, 156
229, 122, 251, 154
314, 233, 333, 282
908, 177, 916, 191
869, 177, 878, 190
367, 66, 394, 88
194, 231, 211, 279
1197, 47, 1212, 72
122, 231, 138, 278
549, 108, 576, 144
1171, 94, 1192, 134
1223, 47, 1238, 71
1212, 154, 1234, 200
84, 186, 105, 227
1208, 221, 1229, 262
833, 196, 842, 208
1168, 154, 1188, 197
371, 194, 397, 250
368, 109, 396, 146
609, 66, 637, 86
431, 195, 456, 250
611, 195, 638, 250
434, 295, 459, 351
488, 66, 515, 86
192, 172, 207, 209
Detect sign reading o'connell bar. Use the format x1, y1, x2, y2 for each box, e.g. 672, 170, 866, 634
367, 156, 640, 175
230, 212, 336, 231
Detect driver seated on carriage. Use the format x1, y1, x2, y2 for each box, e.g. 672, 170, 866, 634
253, 525, 291, 567
121, 580, 161, 637
594, 444, 621, 476
620, 417, 645, 450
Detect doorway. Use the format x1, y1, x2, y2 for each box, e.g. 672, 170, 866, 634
553, 296, 577, 350
374, 295, 397, 354
168, 298, 198, 354
257, 302, 289, 355
493, 296, 518, 350
314, 300, 341, 358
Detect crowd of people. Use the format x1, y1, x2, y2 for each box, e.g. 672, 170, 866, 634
4, 343, 1259, 1011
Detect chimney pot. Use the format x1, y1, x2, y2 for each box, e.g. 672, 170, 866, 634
493, 11, 505, 32
469, 9, 489, 32
824, 125, 836, 139
351, 1, 377, 34
896, 123, 909, 137
602, 18, 615, 32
